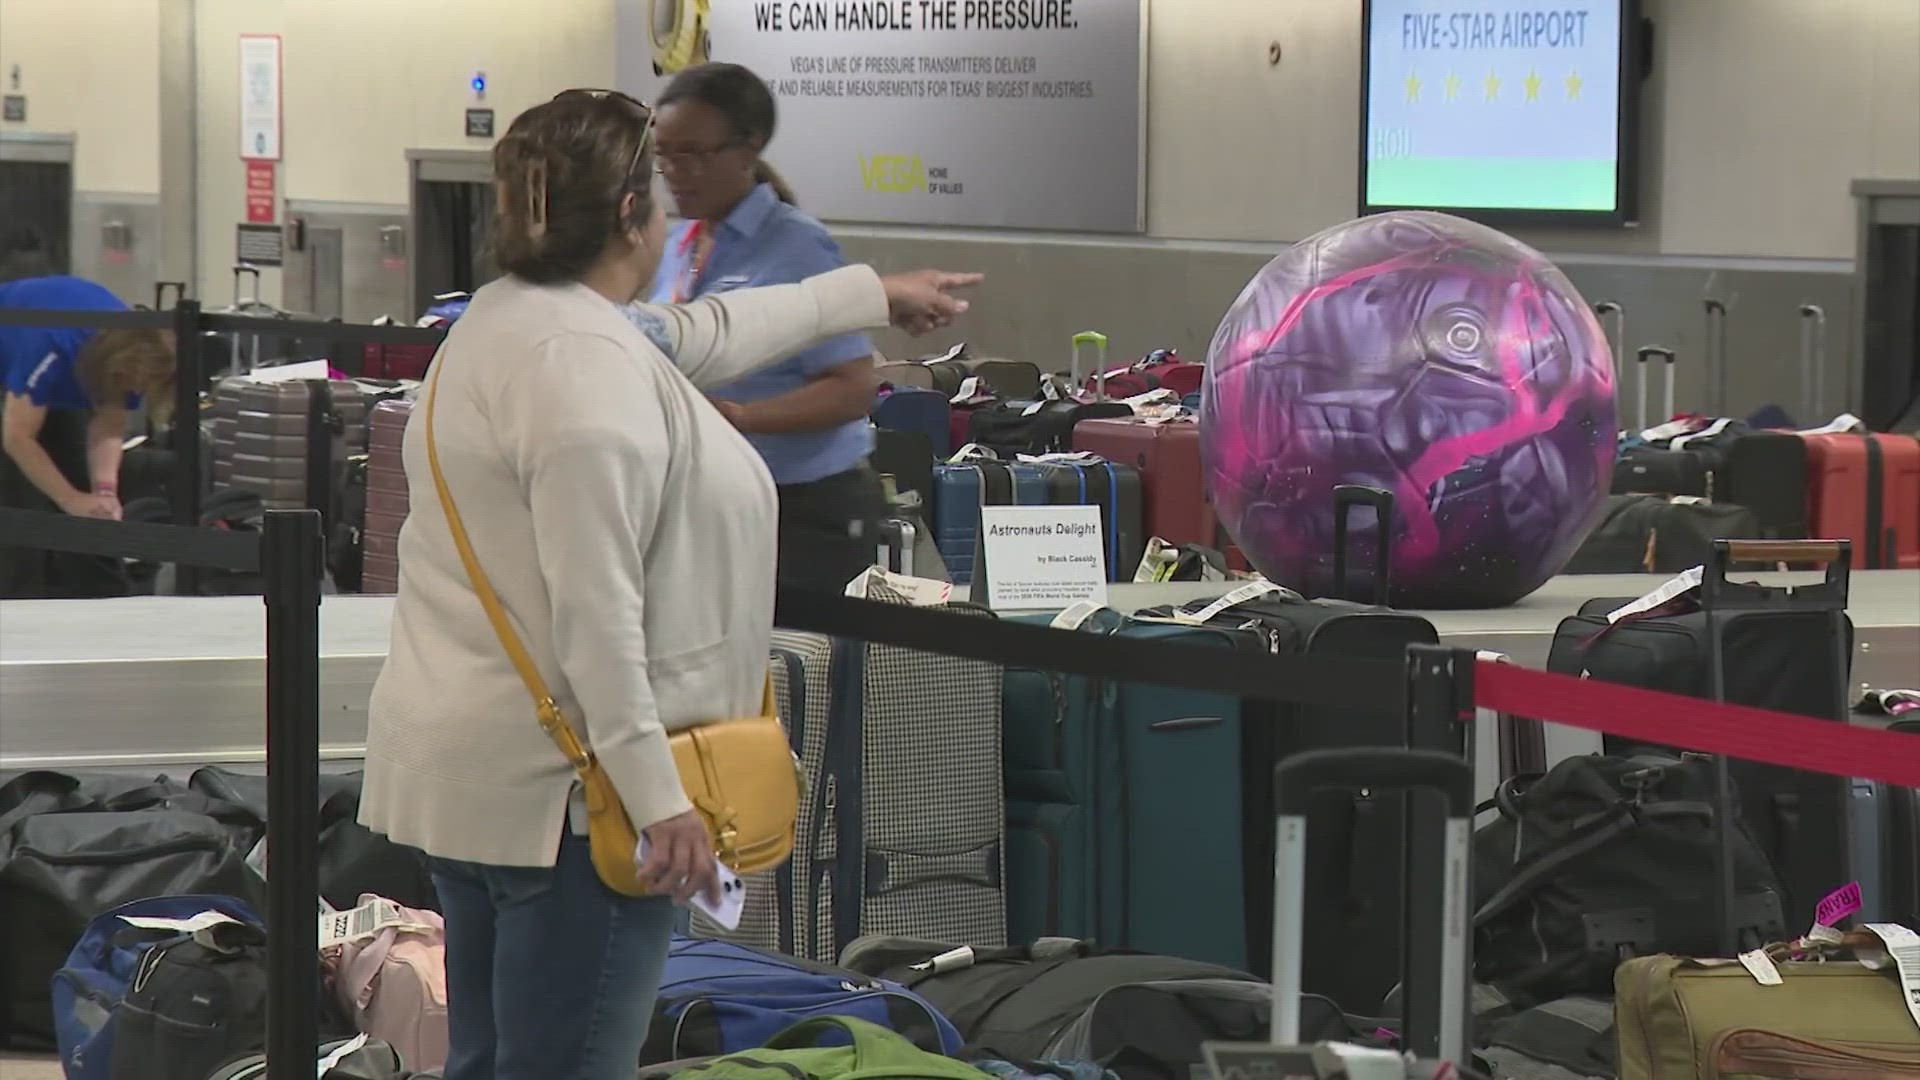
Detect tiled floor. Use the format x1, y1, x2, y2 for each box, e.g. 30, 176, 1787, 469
0, 1054, 61, 1080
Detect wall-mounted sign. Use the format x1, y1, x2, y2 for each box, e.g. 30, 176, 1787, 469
238, 34, 283, 161
235, 223, 284, 267
465, 108, 496, 139
972, 504, 1108, 612
1, 95, 24, 123
614, 0, 1146, 232
245, 160, 277, 224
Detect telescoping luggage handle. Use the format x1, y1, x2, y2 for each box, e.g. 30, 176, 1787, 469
1331, 484, 1394, 606
1633, 346, 1675, 432
1704, 298, 1730, 415
1271, 748, 1474, 1067
1072, 330, 1109, 400
1593, 301, 1625, 387
1798, 304, 1827, 421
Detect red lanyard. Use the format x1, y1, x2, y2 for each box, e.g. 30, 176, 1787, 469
674, 222, 715, 304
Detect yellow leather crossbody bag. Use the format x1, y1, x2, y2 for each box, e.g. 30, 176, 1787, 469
421, 354, 799, 895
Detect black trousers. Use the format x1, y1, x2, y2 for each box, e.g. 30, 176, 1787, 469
775, 464, 888, 593
0, 406, 130, 599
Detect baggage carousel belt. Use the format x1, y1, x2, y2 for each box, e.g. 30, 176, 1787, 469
3, 573, 1916, 770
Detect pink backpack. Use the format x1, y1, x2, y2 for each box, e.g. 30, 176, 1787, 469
322, 899, 448, 1073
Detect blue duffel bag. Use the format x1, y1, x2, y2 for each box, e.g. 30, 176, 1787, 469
639, 936, 963, 1065
52, 895, 262, 1080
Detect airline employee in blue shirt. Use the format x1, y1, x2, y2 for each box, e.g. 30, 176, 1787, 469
646, 63, 887, 591
0, 275, 176, 597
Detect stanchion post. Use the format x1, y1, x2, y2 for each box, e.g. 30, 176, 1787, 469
1401, 643, 1476, 1059
170, 299, 205, 595
262, 510, 323, 1080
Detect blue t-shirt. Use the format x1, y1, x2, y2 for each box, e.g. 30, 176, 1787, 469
0, 276, 131, 411
646, 184, 875, 486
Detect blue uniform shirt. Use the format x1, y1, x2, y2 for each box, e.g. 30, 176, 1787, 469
0, 277, 132, 411
646, 183, 875, 486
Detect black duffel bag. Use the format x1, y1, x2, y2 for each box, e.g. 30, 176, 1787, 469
1471, 753, 1785, 1007
188, 767, 437, 911
0, 808, 264, 1049
839, 937, 1353, 1080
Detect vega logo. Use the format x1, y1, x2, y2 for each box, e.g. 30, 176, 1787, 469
859, 154, 926, 194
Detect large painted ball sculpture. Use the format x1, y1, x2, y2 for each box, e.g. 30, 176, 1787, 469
1200, 211, 1617, 609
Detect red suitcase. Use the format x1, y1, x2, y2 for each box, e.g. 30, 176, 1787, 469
1801, 432, 1920, 569
1070, 416, 1245, 567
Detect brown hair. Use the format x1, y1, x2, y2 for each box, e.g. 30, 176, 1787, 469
493, 90, 657, 284
661, 63, 796, 206
76, 328, 176, 421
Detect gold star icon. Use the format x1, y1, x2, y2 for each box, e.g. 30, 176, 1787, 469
1483, 70, 1501, 101
1524, 70, 1542, 101
1565, 70, 1584, 100
1405, 71, 1422, 103
1443, 72, 1461, 101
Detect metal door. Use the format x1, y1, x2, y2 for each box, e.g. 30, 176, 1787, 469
0, 132, 75, 281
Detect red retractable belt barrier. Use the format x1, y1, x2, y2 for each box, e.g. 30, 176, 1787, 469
1474, 659, 1920, 791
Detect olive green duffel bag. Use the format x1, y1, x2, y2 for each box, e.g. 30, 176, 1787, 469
1615, 927, 1920, 1079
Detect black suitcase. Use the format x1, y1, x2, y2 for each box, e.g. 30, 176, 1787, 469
1612, 445, 1716, 499
1138, 487, 1438, 1009
1886, 722, 1920, 930
967, 399, 1130, 459
1545, 539, 1854, 930
1031, 457, 1146, 582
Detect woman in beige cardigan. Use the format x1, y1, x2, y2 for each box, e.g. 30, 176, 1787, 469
358, 89, 978, 1080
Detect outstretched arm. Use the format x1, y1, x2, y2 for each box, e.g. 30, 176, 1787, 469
625, 265, 890, 392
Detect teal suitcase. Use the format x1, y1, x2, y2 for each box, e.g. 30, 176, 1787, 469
1001, 610, 1266, 970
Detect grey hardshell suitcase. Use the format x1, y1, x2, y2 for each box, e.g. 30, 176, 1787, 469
692, 621, 1007, 961
361, 398, 414, 594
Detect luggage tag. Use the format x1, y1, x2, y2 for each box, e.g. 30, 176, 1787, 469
950, 376, 984, 404
1605, 567, 1704, 624
120, 910, 244, 934
1164, 579, 1300, 625
1134, 537, 1179, 583
920, 342, 967, 365
1858, 924, 1920, 1031
1670, 417, 1736, 451
317, 1033, 371, 1076
844, 566, 951, 607
1736, 949, 1785, 986
1794, 413, 1865, 435
946, 442, 998, 464
318, 897, 435, 949
1050, 600, 1109, 630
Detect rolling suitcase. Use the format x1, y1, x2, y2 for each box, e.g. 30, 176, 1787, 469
1545, 539, 1855, 931
965, 358, 1043, 400
1070, 417, 1242, 566
361, 398, 413, 594
965, 399, 1131, 460
871, 387, 952, 457
1562, 493, 1763, 574
1135, 489, 1437, 1006
930, 458, 1048, 584
1000, 607, 1271, 971
1030, 457, 1146, 582
1802, 432, 1920, 569
694, 622, 1006, 962
1257, 748, 1475, 1069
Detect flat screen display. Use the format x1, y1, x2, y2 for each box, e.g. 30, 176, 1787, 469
1361, 0, 1637, 224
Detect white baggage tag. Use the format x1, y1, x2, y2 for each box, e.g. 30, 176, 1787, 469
1021, 400, 1047, 416
1736, 949, 1784, 986
921, 342, 966, 366
950, 376, 983, 404
844, 566, 952, 607
1050, 600, 1108, 630
1133, 537, 1177, 583
1859, 924, 1920, 1031
317, 897, 424, 949
120, 911, 242, 934
1670, 417, 1735, 451
1175, 580, 1297, 624
1606, 567, 1703, 623
317, 1033, 370, 1076
1120, 388, 1177, 409
946, 442, 996, 464
1796, 413, 1865, 435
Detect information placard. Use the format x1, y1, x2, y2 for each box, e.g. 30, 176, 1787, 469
975, 504, 1107, 612
237, 34, 282, 162
614, 0, 1145, 232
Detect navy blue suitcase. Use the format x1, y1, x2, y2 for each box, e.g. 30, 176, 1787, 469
931, 460, 1049, 585
872, 387, 953, 457
1031, 459, 1146, 582
1002, 609, 1265, 971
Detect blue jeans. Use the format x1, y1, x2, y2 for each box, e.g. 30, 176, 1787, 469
428, 830, 677, 1080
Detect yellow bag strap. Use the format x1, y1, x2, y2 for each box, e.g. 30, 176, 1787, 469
420, 350, 774, 777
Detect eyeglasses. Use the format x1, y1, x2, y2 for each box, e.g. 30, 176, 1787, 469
653, 142, 743, 173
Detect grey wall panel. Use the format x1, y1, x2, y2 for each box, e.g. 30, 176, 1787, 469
837, 230, 1856, 423
282, 203, 411, 322
70, 193, 160, 306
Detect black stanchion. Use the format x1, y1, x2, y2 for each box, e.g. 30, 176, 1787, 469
1400, 643, 1477, 1060
261, 509, 324, 1080
170, 298, 206, 596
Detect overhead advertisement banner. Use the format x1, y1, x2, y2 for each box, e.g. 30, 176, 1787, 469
616, 0, 1146, 232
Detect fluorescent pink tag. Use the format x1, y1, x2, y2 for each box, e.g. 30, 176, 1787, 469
1815, 881, 1863, 928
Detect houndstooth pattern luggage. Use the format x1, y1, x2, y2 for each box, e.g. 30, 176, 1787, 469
360, 399, 414, 594
692, 619, 1007, 961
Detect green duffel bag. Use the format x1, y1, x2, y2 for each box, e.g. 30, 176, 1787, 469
670, 1016, 986, 1080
